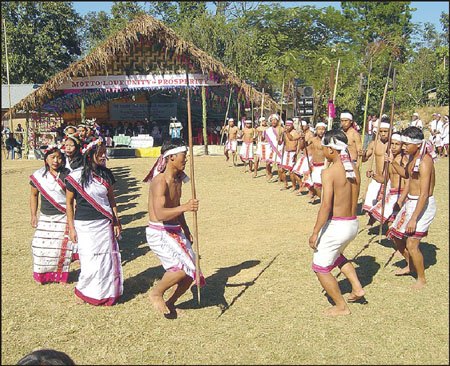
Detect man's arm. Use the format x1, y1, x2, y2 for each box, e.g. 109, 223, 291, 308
362, 141, 374, 162
309, 169, 333, 249
151, 177, 197, 221
406, 156, 432, 234
353, 129, 363, 158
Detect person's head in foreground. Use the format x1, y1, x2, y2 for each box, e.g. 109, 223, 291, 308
161, 138, 188, 173
401, 126, 424, 156
17, 349, 75, 365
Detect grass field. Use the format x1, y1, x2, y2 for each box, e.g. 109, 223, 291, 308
1, 153, 448, 365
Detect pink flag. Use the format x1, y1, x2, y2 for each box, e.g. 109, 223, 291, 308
328, 100, 336, 118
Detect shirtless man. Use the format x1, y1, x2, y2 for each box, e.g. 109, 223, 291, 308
308, 129, 365, 316
305, 122, 327, 203
144, 138, 204, 316
221, 118, 239, 165
239, 120, 256, 173
264, 114, 283, 182
340, 111, 362, 163
361, 118, 391, 226
366, 133, 408, 226
253, 117, 269, 178
279, 120, 300, 190
387, 127, 436, 289
291, 120, 315, 195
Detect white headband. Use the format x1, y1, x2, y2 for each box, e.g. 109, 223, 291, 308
316, 122, 327, 128
269, 114, 280, 121
293, 117, 299, 123
379, 122, 390, 129
340, 112, 353, 120
245, 120, 252, 124
301, 120, 308, 126
163, 146, 188, 158
401, 136, 423, 144
259, 117, 266, 122
321, 137, 348, 151
391, 133, 402, 141
413, 113, 419, 117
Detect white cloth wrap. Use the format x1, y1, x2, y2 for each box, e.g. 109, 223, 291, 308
225, 139, 237, 152
311, 163, 325, 186
239, 141, 254, 161
255, 141, 271, 161
74, 218, 123, 305
363, 179, 383, 212
388, 196, 436, 240
280, 150, 296, 170
292, 153, 311, 177
368, 180, 400, 223
146, 222, 199, 282
312, 217, 358, 273
32, 213, 73, 283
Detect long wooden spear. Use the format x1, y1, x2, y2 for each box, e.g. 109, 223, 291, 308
220, 87, 233, 145
368, 61, 392, 173
3, 19, 14, 133
378, 68, 397, 243
358, 57, 373, 170
332, 58, 341, 104
327, 63, 335, 131
260, 87, 265, 119
185, 64, 201, 304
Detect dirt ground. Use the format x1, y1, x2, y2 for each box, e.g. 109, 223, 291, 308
1, 153, 449, 365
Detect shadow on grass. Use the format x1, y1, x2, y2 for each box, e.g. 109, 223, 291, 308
176, 259, 263, 312
324, 255, 380, 306
391, 241, 438, 274
119, 225, 150, 267
119, 265, 165, 303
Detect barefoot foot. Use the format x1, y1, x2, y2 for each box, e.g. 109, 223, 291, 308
149, 292, 170, 315
411, 279, 426, 290
394, 267, 411, 276
347, 289, 366, 303
323, 306, 351, 317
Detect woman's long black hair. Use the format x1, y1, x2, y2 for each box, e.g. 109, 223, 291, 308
65, 134, 83, 169
80, 141, 113, 188
42, 147, 66, 177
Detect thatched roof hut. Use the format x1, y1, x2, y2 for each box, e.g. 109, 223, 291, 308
7, 14, 279, 117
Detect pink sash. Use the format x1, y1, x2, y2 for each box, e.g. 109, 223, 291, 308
30, 167, 66, 214
265, 127, 283, 160
66, 169, 113, 221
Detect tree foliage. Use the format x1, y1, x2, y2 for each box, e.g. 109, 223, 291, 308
2, 1, 448, 117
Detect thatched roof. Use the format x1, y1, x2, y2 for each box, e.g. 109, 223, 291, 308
7, 14, 279, 117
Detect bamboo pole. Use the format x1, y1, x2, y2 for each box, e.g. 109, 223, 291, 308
260, 87, 265, 119
3, 19, 14, 133
185, 66, 201, 304
220, 87, 233, 145
280, 73, 285, 120
378, 68, 397, 243
251, 88, 254, 128
368, 61, 392, 173
201, 86, 208, 155
358, 57, 373, 170
327, 63, 335, 131
332, 59, 341, 103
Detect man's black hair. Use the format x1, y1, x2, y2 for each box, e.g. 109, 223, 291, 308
402, 126, 424, 140
323, 129, 348, 146
17, 349, 75, 365
161, 138, 187, 155
381, 115, 390, 123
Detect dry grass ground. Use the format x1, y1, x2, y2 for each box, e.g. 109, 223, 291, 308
1, 153, 448, 365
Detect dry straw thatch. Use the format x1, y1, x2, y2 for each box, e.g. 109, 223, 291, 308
7, 14, 279, 117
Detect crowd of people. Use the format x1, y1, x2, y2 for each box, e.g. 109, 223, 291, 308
221, 110, 443, 315
26, 106, 445, 318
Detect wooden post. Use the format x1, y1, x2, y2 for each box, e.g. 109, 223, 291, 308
185, 65, 201, 304
378, 68, 397, 243
24, 109, 30, 159
201, 85, 208, 155
251, 88, 254, 128
260, 87, 265, 119
358, 57, 373, 170
3, 19, 14, 133
220, 87, 233, 145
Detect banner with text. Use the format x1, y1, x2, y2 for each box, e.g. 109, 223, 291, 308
57, 74, 222, 91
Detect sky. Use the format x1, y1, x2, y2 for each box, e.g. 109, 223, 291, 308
73, 1, 448, 29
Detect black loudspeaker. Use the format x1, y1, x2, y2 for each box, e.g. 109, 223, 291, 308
299, 86, 314, 98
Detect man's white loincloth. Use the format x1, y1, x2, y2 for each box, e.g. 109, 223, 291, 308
239, 141, 254, 161
363, 179, 383, 212
311, 162, 325, 188
146, 222, 205, 286
312, 216, 359, 273
280, 150, 296, 171
32, 213, 73, 284
369, 182, 401, 223
225, 139, 237, 152
388, 195, 436, 240
292, 153, 311, 177
255, 141, 271, 161
74, 218, 123, 306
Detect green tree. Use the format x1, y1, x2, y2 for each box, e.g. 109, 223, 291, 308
1, 1, 82, 84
